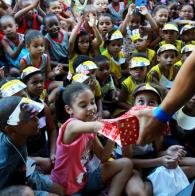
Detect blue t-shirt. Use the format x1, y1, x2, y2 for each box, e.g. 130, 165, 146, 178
0, 132, 27, 189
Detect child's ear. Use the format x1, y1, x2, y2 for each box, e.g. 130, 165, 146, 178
4, 125, 12, 135
64, 105, 73, 116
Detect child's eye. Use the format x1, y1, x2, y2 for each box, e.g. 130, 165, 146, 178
138, 100, 145, 105
149, 100, 157, 106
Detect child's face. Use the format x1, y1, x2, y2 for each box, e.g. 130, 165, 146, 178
162, 30, 178, 43
180, 5, 194, 20
48, 1, 62, 15
66, 89, 97, 121
168, 3, 179, 19
27, 73, 44, 97
27, 36, 45, 57
134, 91, 159, 107
94, 0, 108, 13
45, 16, 60, 38
1, 18, 17, 38
78, 35, 90, 54
181, 29, 195, 43
158, 51, 177, 67
154, 8, 169, 26
134, 39, 148, 51
98, 16, 113, 36
182, 51, 191, 63
129, 15, 141, 30
130, 67, 147, 82
107, 39, 122, 56
96, 60, 110, 80
21, 0, 34, 18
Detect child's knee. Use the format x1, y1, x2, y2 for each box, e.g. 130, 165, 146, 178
119, 158, 133, 172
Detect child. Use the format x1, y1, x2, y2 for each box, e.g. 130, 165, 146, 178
46, 0, 75, 32
149, 5, 169, 48
20, 30, 51, 81
21, 67, 57, 165
97, 13, 114, 53
175, 44, 195, 67
168, 1, 179, 20
51, 82, 133, 195
82, 4, 98, 37
108, 0, 125, 25
93, 0, 109, 14
95, 55, 118, 115
0, 15, 28, 75
178, 4, 194, 21
44, 14, 69, 68
68, 13, 102, 74
102, 29, 126, 85
160, 23, 182, 54
131, 30, 156, 67
72, 56, 104, 118
115, 54, 150, 115
147, 44, 178, 89
0, 96, 63, 195
14, 0, 42, 34
180, 24, 195, 45
119, 4, 157, 59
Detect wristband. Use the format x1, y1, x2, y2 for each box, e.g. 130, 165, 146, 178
153, 106, 172, 123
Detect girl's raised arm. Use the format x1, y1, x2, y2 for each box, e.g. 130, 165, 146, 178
68, 15, 84, 58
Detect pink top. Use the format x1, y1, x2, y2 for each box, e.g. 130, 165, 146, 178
50, 118, 96, 195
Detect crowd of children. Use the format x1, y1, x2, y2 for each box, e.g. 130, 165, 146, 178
0, 0, 195, 195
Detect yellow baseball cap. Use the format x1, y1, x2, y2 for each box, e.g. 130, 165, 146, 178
110, 30, 123, 41
157, 44, 178, 55
21, 66, 41, 80
181, 44, 195, 54
130, 57, 150, 68
162, 23, 179, 32
75, 61, 98, 74
72, 73, 90, 83
0, 79, 26, 97
180, 24, 195, 35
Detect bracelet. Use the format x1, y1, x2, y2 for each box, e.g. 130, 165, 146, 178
153, 106, 172, 123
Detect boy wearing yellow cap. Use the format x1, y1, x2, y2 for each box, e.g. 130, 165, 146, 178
175, 44, 195, 67
147, 44, 178, 89
131, 29, 156, 67
180, 24, 195, 45
102, 29, 127, 86
114, 53, 150, 116
160, 23, 182, 54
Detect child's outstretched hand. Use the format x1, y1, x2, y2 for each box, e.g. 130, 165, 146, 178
88, 13, 97, 28
138, 6, 149, 15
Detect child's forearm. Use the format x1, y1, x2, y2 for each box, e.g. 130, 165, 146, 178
49, 129, 57, 158
119, 13, 131, 35
92, 26, 103, 47
133, 157, 162, 168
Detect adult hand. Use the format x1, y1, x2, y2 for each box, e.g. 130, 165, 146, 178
132, 109, 166, 145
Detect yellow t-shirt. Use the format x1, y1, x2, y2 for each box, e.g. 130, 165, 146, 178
147, 64, 174, 83
122, 76, 136, 105
132, 48, 156, 63
102, 50, 125, 80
